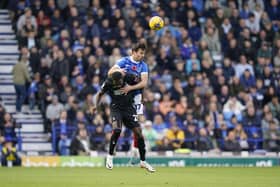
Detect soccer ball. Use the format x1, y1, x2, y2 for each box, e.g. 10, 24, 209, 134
149, 16, 164, 31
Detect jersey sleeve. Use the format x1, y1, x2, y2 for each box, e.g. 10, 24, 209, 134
116, 58, 126, 68
141, 63, 148, 74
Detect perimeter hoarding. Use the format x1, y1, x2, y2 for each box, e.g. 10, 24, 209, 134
21, 156, 279, 167
113, 157, 280, 167
22, 156, 104, 167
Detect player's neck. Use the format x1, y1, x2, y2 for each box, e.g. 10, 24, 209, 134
130, 56, 140, 63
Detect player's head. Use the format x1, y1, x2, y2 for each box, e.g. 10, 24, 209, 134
131, 42, 146, 61
111, 71, 123, 87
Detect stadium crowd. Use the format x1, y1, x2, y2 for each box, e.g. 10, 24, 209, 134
1, 0, 280, 155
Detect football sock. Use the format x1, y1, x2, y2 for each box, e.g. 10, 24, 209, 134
109, 128, 121, 155
133, 133, 138, 148
137, 136, 146, 161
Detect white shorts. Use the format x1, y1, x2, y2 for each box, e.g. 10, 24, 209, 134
133, 94, 144, 115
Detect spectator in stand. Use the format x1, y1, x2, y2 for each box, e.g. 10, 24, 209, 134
240, 69, 256, 91
242, 105, 261, 127
46, 95, 64, 132
50, 49, 70, 83
159, 92, 174, 116
17, 8, 37, 34
180, 38, 198, 60
152, 114, 168, 139
201, 26, 221, 54
91, 125, 105, 151
224, 131, 242, 152
55, 110, 73, 155
223, 96, 246, 121
156, 136, 173, 151
38, 75, 57, 114
165, 124, 185, 150
234, 55, 254, 78
28, 72, 40, 111
261, 111, 279, 130
1, 113, 17, 143
142, 120, 159, 151
233, 123, 249, 150
81, 93, 95, 122
183, 123, 198, 150
268, 96, 280, 120
185, 52, 201, 75
263, 121, 280, 152
81, 15, 100, 40
12, 56, 31, 114
1, 139, 21, 167
70, 128, 93, 155
175, 96, 188, 119
64, 96, 78, 121
197, 128, 213, 152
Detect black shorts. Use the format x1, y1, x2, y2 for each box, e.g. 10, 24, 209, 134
110, 106, 140, 129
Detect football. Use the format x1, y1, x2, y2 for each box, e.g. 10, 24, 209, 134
149, 16, 164, 30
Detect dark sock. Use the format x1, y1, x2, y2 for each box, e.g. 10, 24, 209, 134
137, 136, 146, 161
109, 129, 121, 155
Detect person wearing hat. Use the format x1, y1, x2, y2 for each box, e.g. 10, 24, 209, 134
1, 138, 21, 167
142, 120, 159, 151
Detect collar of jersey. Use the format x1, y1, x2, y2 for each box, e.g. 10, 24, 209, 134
129, 56, 140, 64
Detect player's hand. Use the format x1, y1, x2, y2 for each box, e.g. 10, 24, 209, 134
120, 85, 132, 95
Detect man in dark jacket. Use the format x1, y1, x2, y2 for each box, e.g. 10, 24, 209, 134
70, 128, 92, 155
50, 49, 69, 83
224, 131, 242, 152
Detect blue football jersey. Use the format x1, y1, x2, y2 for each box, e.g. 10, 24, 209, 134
115, 56, 148, 95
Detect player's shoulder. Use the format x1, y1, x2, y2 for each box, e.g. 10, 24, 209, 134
117, 56, 129, 63
140, 61, 148, 71
141, 60, 148, 66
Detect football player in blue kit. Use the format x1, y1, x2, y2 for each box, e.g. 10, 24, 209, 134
108, 42, 148, 114
108, 42, 148, 163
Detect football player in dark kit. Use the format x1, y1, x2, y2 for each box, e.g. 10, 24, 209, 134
95, 71, 155, 172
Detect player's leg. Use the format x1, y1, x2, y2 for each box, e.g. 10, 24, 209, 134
132, 126, 155, 172
132, 126, 146, 162
106, 111, 122, 170
128, 133, 139, 165
132, 103, 143, 149
124, 107, 155, 172
131, 94, 144, 161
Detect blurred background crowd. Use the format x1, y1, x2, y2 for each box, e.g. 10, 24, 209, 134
0, 0, 280, 155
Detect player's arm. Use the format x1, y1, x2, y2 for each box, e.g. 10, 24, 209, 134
108, 58, 126, 76
93, 81, 108, 112
125, 73, 148, 91
120, 63, 148, 94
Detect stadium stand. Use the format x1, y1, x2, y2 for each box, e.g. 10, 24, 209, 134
1, 0, 280, 156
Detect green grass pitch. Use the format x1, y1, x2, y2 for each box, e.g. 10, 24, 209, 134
0, 167, 280, 187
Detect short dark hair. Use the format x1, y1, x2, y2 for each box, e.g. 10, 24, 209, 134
111, 71, 122, 82
131, 42, 146, 52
